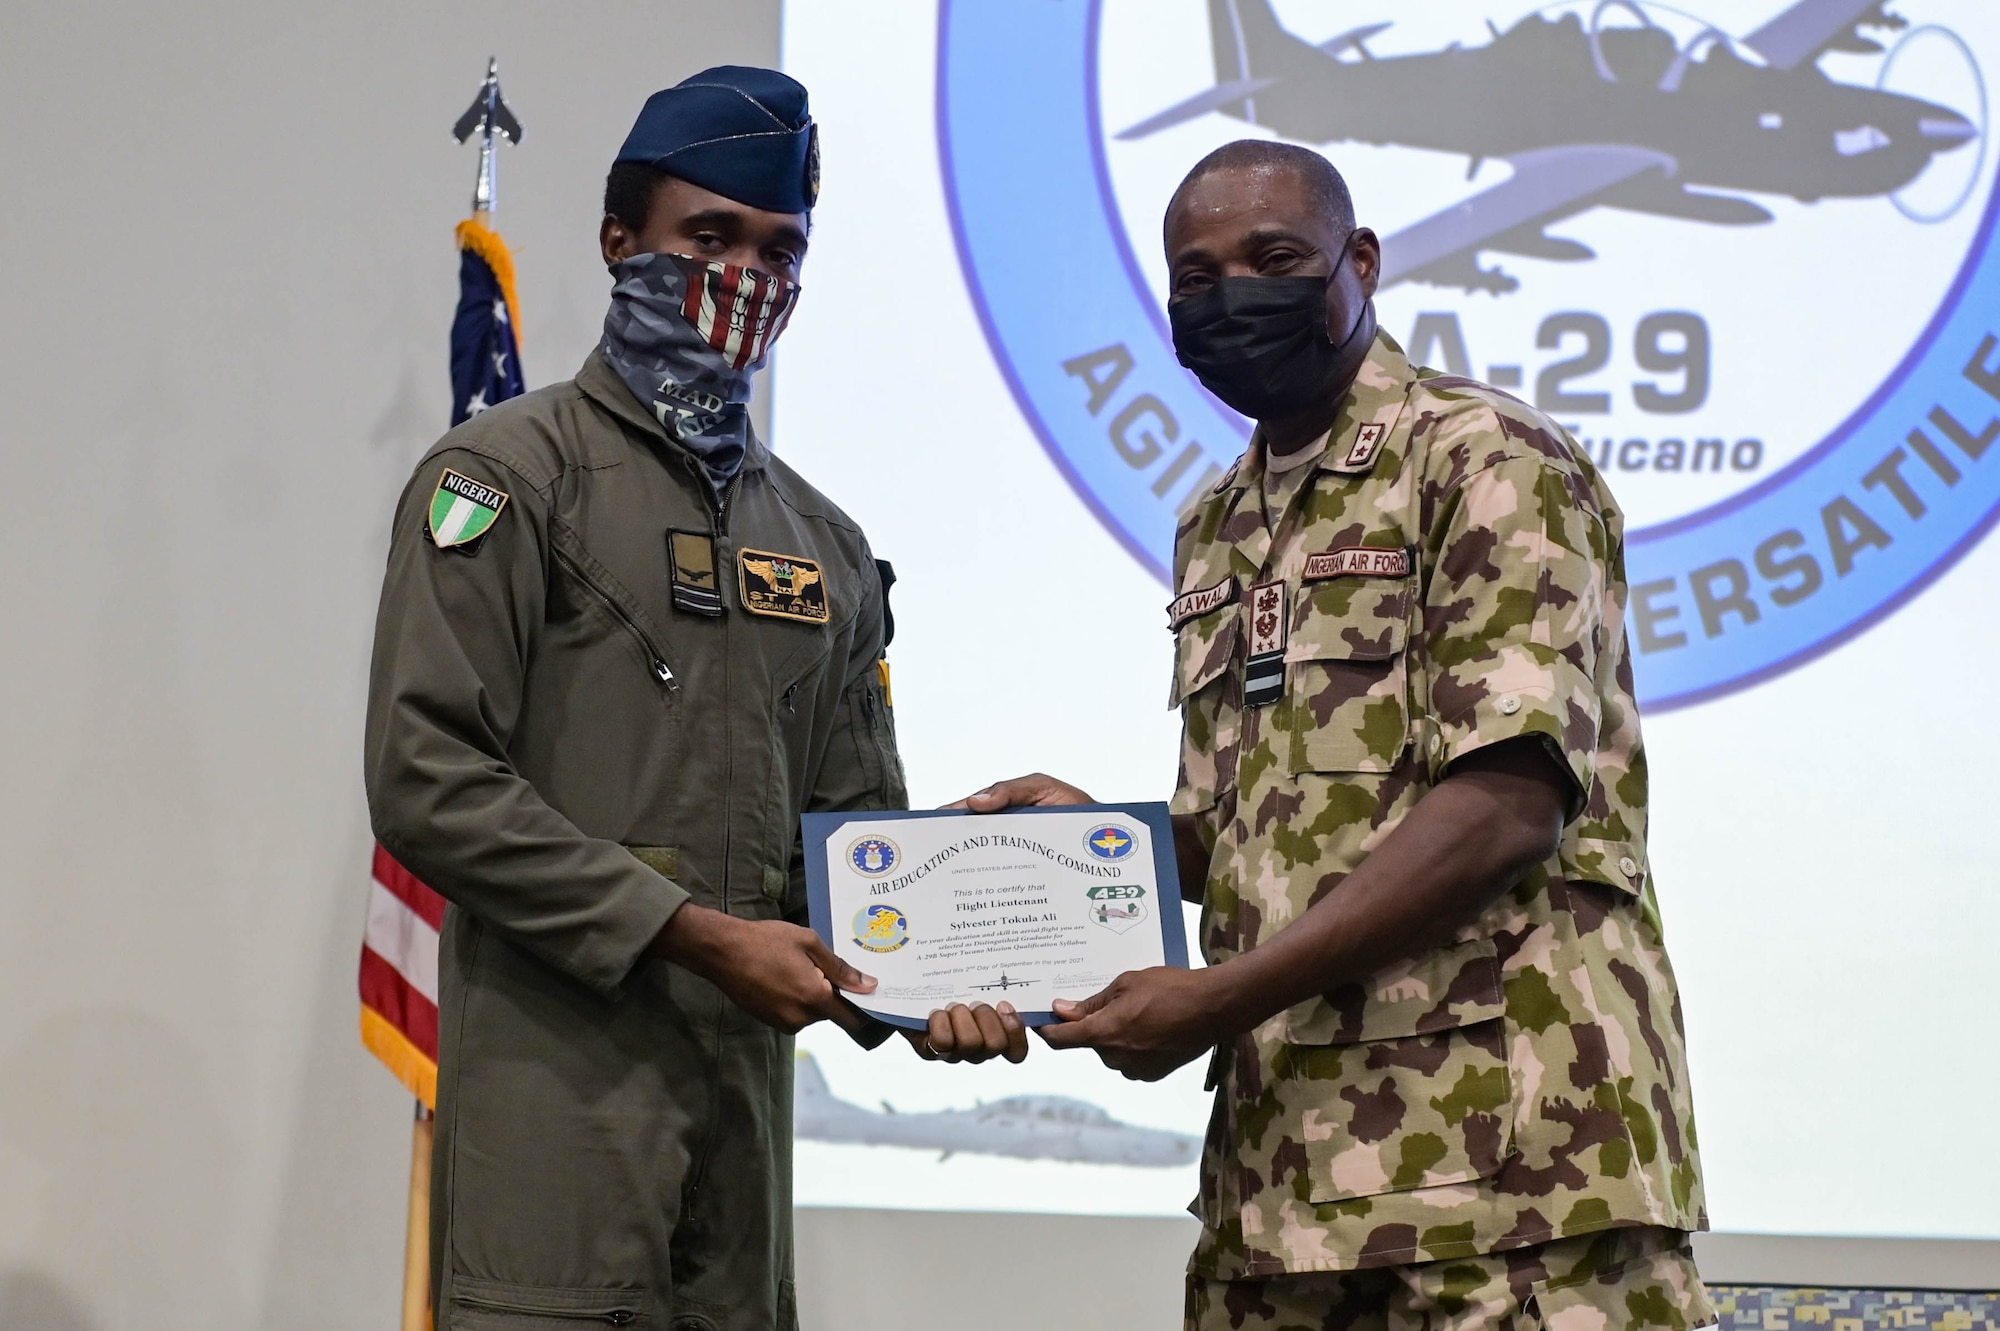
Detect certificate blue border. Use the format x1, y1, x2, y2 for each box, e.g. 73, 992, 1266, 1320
937, 0, 2000, 712
801, 802, 1189, 1030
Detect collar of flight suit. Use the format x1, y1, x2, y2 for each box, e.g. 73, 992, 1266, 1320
575, 346, 773, 479
1205, 330, 1418, 580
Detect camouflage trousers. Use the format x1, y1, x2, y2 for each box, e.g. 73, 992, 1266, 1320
1186, 1226, 1714, 1331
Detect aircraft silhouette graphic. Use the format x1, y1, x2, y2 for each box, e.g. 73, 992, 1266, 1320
794, 1053, 1201, 1166
1120, 0, 1982, 292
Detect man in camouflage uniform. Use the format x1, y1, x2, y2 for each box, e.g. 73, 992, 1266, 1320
971, 141, 1709, 1330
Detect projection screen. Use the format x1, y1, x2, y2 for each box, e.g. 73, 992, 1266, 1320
779, 0, 2000, 1241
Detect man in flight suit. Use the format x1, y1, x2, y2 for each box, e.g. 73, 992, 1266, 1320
366, 68, 1019, 1331
969, 141, 1712, 1331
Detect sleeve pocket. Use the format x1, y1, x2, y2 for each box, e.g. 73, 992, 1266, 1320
1287, 583, 1412, 773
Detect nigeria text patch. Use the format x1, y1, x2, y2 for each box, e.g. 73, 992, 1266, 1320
1303, 546, 1412, 581
739, 548, 830, 623
429, 469, 510, 549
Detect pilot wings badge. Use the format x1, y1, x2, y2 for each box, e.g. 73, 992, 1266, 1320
738, 548, 831, 623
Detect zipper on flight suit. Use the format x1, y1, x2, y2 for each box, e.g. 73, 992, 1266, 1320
690, 462, 742, 919
452, 1294, 640, 1324
675, 454, 742, 1235
550, 547, 680, 692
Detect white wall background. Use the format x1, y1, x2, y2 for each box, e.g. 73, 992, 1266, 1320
0, 4, 777, 1328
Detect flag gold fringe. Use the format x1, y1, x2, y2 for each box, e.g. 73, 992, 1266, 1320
456, 217, 525, 350
361, 1007, 438, 1110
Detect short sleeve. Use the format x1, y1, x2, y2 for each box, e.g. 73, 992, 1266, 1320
1425, 455, 1608, 815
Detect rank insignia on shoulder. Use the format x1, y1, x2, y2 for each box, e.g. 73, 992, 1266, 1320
1243, 579, 1288, 707
1303, 545, 1412, 581
1167, 577, 1237, 629
739, 548, 830, 623
1329, 421, 1389, 474
429, 469, 510, 549
668, 530, 726, 616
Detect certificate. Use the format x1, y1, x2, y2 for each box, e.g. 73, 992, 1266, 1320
802, 804, 1187, 1029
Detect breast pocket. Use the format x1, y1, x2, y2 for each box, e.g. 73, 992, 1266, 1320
1286, 582, 1412, 773
1170, 612, 1241, 816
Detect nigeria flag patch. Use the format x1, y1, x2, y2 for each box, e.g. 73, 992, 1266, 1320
428, 469, 510, 549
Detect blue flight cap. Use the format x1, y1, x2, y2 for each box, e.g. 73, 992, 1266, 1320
615, 66, 819, 214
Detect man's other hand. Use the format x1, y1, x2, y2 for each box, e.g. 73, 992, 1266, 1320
903, 1002, 1029, 1064
652, 905, 876, 1034
946, 773, 1095, 811
1037, 967, 1224, 1081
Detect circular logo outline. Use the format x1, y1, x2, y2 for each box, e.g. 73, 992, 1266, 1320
1082, 822, 1138, 860
937, 0, 2000, 711
846, 835, 901, 877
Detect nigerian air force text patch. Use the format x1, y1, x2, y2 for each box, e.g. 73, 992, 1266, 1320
429, 469, 510, 549
739, 548, 830, 623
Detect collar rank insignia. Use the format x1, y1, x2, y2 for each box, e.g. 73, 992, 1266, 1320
739, 548, 830, 623
1328, 421, 1389, 475
429, 469, 510, 550
1243, 579, 1288, 707
668, 530, 726, 616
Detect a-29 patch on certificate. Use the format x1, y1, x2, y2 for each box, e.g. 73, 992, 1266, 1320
801, 804, 1186, 1029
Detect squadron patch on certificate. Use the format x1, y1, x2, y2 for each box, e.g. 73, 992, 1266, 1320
852, 903, 909, 953
738, 548, 830, 623
428, 469, 510, 549
1086, 883, 1149, 934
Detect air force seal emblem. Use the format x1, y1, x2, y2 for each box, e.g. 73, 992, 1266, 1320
848, 836, 900, 876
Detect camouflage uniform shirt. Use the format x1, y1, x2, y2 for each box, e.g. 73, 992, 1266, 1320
1170, 331, 1705, 1279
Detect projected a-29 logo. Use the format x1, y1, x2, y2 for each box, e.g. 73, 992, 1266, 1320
939, 0, 2000, 709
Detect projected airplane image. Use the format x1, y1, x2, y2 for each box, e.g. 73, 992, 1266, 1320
1119, 0, 1984, 292
794, 1054, 1201, 1167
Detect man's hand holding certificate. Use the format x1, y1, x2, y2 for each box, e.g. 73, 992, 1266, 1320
803, 785, 1189, 1069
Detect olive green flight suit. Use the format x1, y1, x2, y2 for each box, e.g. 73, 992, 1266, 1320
365, 350, 907, 1331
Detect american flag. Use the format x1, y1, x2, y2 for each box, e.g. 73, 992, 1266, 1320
359, 215, 524, 1107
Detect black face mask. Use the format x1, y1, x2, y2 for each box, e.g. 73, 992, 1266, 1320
1169, 254, 1373, 422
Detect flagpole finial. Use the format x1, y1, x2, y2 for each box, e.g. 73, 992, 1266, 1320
452, 56, 523, 220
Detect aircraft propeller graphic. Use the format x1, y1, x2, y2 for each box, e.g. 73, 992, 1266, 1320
1119, 0, 1984, 294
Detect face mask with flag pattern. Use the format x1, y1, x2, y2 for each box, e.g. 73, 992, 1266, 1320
601, 251, 801, 490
